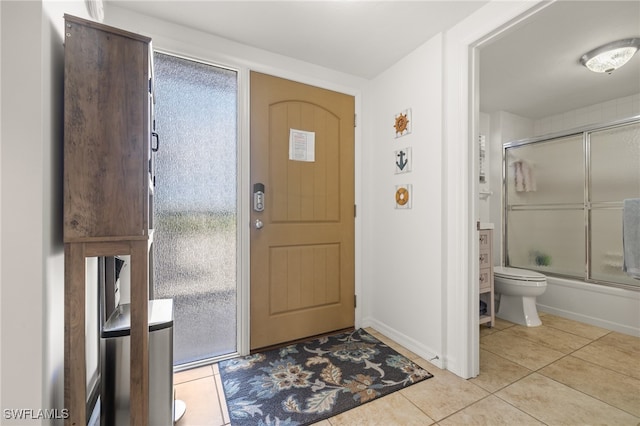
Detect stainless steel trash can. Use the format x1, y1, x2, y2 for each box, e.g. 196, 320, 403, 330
101, 299, 174, 426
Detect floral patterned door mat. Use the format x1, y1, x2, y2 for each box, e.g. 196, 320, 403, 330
219, 328, 433, 425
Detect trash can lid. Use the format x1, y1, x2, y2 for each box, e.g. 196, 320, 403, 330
102, 299, 174, 338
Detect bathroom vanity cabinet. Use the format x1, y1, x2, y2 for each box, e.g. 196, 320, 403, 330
63, 15, 154, 425
478, 226, 495, 327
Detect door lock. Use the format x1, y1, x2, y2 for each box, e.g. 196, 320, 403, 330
253, 183, 265, 212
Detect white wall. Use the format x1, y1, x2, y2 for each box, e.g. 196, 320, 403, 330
360, 0, 557, 377
1, 2, 47, 421
1, 1, 88, 424
0, 0, 3, 413
361, 35, 444, 365
478, 112, 491, 223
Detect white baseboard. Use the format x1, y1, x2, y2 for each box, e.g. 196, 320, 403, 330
361, 317, 444, 369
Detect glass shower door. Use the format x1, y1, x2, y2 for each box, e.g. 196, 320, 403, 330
589, 122, 640, 286
153, 52, 238, 365
505, 135, 585, 277
504, 119, 640, 288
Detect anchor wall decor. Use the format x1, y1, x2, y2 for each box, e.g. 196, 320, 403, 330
394, 147, 412, 174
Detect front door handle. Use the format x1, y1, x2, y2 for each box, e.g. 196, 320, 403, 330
254, 219, 264, 229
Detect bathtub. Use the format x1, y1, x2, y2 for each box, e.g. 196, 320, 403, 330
536, 276, 640, 337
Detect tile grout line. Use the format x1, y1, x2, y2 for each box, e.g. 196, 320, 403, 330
537, 316, 613, 341
173, 364, 216, 386
204, 322, 637, 425
475, 325, 573, 424
497, 324, 599, 354
213, 367, 233, 425
534, 368, 640, 420
471, 336, 550, 425
212, 372, 225, 425
483, 325, 640, 422
174, 374, 215, 386
488, 379, 551, 426
534, 345, 640, 419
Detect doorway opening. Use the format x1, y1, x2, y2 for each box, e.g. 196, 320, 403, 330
153, 52, 239, 367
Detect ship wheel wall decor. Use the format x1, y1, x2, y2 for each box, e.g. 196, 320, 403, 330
394, 108, 412, 138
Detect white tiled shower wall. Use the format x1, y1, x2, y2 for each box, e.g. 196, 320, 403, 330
533, 93, 640, 136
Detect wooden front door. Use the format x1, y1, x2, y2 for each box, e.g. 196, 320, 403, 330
250, 71, 355, 350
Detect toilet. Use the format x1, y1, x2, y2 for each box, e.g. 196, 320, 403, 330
494, 266, 547, 327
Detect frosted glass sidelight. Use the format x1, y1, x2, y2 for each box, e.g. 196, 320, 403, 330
153, 53, 237, 365
590, 122, 640, 203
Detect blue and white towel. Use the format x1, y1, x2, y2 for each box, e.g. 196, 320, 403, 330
622, 199, 640, 279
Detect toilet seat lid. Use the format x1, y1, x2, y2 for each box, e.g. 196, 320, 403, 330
494, 266, 546, 281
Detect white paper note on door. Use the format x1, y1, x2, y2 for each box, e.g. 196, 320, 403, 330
289, 129, 315, 162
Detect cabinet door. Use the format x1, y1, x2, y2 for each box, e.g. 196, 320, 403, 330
64, 17, 151, 242
479, 269, 491, 292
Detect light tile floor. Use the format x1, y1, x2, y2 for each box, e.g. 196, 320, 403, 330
174, 313, 640, 425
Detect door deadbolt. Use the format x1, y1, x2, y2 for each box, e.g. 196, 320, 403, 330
253, 183, 265, 212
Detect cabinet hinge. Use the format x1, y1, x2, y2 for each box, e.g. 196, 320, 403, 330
354, 204, 357, 218
354, 295, 357, 308
354, 114, 357, 128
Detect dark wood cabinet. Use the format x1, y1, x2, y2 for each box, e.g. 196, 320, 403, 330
63, 15, 153, 425
64, 15, 152, 242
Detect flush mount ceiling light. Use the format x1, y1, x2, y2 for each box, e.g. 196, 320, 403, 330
580, 38, 640, 74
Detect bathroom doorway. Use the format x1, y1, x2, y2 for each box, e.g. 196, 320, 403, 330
470, 0, 640, 375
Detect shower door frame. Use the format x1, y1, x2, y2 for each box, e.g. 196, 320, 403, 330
502, 115, 640, 291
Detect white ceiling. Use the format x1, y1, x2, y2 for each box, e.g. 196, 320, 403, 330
107, 0, 488, 78
109, 1, 640, 120
479, 1, 640, 119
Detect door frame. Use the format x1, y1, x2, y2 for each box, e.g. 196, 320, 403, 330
145, 51, 362, 360
152, 49, 247, 366
444, 0, 549, 378
238, 68, 363, 356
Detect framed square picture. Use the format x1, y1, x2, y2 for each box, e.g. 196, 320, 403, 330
394, 109, 412, 138
395, 184, 412, 209
394, 147, 412, 174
